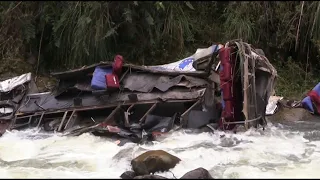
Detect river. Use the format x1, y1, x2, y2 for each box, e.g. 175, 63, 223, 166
0, 120, 320, 178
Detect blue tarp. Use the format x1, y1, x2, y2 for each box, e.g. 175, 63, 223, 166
91, 66, 113, 90
302, 82, 320, 114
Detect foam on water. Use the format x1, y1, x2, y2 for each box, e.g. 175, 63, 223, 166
0, 122, 320, 178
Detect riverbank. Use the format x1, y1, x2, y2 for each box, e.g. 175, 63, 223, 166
272, 59, 320, 100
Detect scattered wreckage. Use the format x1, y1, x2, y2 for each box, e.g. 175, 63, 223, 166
0, 40, 277, 144
267, 82, 320, 122
264, 81, 320, 120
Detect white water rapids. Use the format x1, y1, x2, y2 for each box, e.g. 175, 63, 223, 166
0, 121, 320, 179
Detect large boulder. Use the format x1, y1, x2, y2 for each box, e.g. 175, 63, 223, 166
180, 168, 213, 179
131, 150, 181, 175
120, 171, 136, 179
133, 175, 167, 179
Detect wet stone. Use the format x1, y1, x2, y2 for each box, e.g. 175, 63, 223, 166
180, 167, 214, 179
133, 175, 168, 179
131, 150, 181, 175
120, 171, 136, 179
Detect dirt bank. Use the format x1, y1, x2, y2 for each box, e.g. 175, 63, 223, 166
267, 106, 318, 123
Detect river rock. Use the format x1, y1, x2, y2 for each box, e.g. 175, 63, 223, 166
131, 150, 181, 175
133, 175, 167, 179
180, 167, 213, 179
120, 171, 136, 179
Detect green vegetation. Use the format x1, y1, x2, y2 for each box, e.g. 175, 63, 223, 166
0, 1, 319, 99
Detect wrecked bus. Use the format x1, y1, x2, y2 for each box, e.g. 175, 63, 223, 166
0, 40, 276, 144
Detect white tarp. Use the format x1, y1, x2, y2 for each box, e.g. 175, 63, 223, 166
148, 44, 224, 72
0, 73, 32, 92
266, 96, 283, 115
148, 56, 196, 72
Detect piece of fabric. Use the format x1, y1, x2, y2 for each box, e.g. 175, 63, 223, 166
91, 66, 113, 90
307, 90, 320, 114
112, 55, 124, 76
302, 83, 320, 114
0, 73, 31, 92
302, 96, 314, 113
